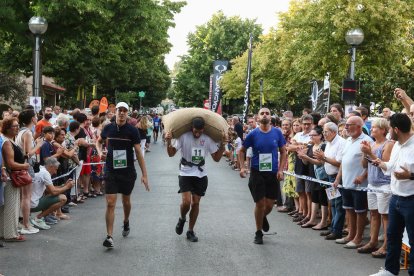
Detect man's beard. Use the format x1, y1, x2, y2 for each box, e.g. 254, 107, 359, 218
44, 113, 52, 120
260, 118, 269, 125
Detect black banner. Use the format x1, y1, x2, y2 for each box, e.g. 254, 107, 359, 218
210, 60, 229, 113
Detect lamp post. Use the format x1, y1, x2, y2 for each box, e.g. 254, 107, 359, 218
28, 16, 48, 98
345, 28, 364, 80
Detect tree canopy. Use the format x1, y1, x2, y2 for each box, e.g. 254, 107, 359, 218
171, 11, 263, 107
220, 0, 414, 114
0, 0, 185, 108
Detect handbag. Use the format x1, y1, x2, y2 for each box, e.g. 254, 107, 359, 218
10, 170, 32, 188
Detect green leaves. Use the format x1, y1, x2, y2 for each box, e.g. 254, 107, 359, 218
221, 0, 414, 114
172, 11, 262, 107
0, 0, 185, 107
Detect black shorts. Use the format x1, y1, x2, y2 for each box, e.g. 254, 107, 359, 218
105, 170, 137, 196
154, 127, 159, 133
146, 136, 151, 144
248, 168, 279, 203
341, 188, 368, 213
178, 175, 208, 197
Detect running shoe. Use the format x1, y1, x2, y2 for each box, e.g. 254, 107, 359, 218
186, 230, 198, 242
20, 227, 39, 235
103, 235, 114, 248
175, 217, 186, 235
254, 230, 263, 244
369, 268, 396, 276
30, 217, 51, 230
44, 215, 58, 225
263, 216, 269, 232
122, 221, 130, 237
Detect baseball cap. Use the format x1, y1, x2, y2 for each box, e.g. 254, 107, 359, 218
115, 102, 129, 110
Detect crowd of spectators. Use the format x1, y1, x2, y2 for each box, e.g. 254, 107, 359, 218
224, 88, 414, 275
0, 104, 159, 244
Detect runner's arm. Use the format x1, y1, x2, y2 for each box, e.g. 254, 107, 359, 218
238, 146, 247, 176
211, 142, 226, 162
278, 145, 287, 175
165, 131, 177, 157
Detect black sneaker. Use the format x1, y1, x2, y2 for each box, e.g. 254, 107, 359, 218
263, 216, 269, 232
175, 218, 186, 235
122, 221, 130, 237
254, 230, 263, 244
186, 230, 198, 242
103, 235, 114, 248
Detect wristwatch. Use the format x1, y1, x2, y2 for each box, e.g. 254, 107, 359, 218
410, 173, 414, 180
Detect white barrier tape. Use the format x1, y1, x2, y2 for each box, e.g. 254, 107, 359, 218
50, 162, 106, 181
51, 166, 78, 181
283, 171, 392, 194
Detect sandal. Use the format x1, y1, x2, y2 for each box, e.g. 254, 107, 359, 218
4, 235, 25, 242
57, 214, 70, 220
372, 249, 387, 258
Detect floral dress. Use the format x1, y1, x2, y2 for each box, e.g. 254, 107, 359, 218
282, 136, 298, 198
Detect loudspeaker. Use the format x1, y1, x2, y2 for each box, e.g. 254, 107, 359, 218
342, 79, 358, 102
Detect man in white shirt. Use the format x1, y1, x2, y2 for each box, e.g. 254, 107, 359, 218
333, 116, 373, 249
314, 122, 346, 240
371, 113, 414, 276
166, 117, 226, 242
30, 157, 74, 230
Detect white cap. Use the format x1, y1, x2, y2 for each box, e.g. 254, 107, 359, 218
116, 102, 129, 110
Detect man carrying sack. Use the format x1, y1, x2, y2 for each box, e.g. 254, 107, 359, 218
165, 117, 226, 242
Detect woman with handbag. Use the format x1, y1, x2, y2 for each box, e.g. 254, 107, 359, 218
0, 118, 30, 242
16, 110, 43, 234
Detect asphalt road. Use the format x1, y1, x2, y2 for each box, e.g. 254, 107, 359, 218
0, 140, 408, 276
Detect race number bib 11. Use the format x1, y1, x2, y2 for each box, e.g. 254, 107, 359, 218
113, 150, 127, 169
191, 147, 205, 165
259, 153, 272, 171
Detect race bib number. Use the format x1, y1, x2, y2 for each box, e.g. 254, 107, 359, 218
191, 147, 205, 165
113, 150, 127, 169
154, 122, 159, 127
259, 153, 272, 171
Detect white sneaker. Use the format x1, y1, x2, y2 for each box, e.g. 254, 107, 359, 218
369, 268, 396, 276
30, 217, 51, 230
20, 227, 39, 235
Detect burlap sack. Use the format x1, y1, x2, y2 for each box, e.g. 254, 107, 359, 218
163, 108, 228, 142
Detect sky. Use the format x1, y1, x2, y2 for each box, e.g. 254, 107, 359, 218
165, 0, 291, 69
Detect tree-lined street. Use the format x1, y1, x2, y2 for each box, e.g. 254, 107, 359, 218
0, 142, 403, 276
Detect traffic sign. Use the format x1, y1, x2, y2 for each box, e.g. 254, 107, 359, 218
138, 91, 145, 98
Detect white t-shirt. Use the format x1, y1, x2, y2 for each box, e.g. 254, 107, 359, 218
293, 131, 311, 144
324, 134, 346, 175
31, 166, 53, 208
174, 132, 219, 178
341, 133, 373, 188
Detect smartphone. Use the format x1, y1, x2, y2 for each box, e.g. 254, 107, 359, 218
364, 156, 373, 163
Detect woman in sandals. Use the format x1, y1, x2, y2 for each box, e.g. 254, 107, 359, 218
0, 118, 29, 242
359, 118, 394, 258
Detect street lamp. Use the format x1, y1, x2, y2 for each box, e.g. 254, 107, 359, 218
345, 28, 364, 80
28, 16, 48, 98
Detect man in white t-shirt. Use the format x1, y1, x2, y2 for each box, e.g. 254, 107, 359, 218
30, 157, 74, 230
165, 117, 226, 242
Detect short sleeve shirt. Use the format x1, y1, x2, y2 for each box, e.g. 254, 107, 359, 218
100, 122, 140, 173
341, 133, 373, 188
31, 166, 53, 208
40, 141, 55, 165
243, 127, 286, 173
174, 132, 219, 178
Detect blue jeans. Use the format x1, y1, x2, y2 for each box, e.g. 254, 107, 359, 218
385, 195, 414, 275
328, 174, 345, 236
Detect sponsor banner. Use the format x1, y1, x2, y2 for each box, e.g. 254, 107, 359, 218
210, 60, 229, 113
